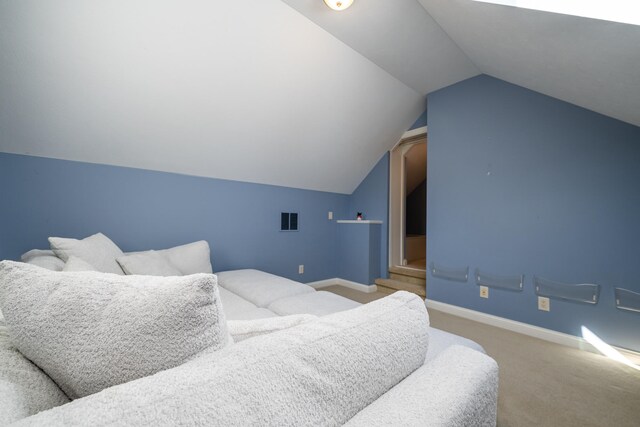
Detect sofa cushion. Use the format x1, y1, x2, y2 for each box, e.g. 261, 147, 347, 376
21, 249, 65, 272
345, 345, 499, 427
49, 233, 125, 275
0, 323, 69, 425
268, 290, 361, 316
16, 292, 429, 427
216, 269, 315, 307
62, 256, 98, 272
0, 261, 230, 399
218, 287, 259, 319
116, 251, 182, 276
226, 307, 278, 321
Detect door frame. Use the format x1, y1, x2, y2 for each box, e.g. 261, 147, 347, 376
388, 126, 427, 269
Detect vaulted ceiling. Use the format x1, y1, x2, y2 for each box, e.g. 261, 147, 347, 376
419, 0, 640, 128
0, 0, 638, 194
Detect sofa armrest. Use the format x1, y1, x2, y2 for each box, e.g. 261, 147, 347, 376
345, 345, 499, 427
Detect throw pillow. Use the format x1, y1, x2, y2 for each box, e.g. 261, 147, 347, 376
157, 241, 213, 275
62, 256, 98, 272
14, 291, 429, 426
21, 250, 65, 272
49, 233, 125, 275
0, 323, 70, 424
116, 251, 182, 276
0, 261, 230, 399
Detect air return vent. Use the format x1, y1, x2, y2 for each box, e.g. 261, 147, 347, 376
280, 212, 299, 231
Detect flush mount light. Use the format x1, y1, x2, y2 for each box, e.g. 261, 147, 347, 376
324, 0, 354, 11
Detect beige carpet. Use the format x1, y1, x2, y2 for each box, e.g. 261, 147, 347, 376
323, 285, 640, 427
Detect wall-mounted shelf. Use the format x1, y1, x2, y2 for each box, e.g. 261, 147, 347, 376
615, 288, 640, 313
336, 220, 383, 224
429, 262, 469, 283
475, 269, 524, 292
534, 276, 600, 305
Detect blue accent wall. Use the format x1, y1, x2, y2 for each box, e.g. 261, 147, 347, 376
0, 153, 348, 283
427, 74, 640, 351
410, 109, 428, 130
347, 153, 390, 279
337, 223, 381, 285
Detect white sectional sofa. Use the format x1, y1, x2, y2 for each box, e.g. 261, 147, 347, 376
0, 236, 498, 426
216, 269, 488, 362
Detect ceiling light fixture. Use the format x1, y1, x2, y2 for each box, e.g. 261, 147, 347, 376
323, 0, 354, 12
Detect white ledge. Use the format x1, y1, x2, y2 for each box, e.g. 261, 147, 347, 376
336, 220, 383, 224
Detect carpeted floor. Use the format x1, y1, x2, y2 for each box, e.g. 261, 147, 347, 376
323, 285, 640, 427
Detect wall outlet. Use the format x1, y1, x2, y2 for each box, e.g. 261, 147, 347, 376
479, 286, 489, 299
538, 296, 550, 312
298, 265, 304, 274
328, 211, 333, 220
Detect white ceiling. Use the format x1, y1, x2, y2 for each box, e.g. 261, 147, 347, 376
0, 0, 423, 194
281, 0, 480, 95
418, 0, 640, 127
1, 0, 638, 196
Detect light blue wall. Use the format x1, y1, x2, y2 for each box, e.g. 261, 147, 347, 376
427, 74, 640, 351
409, 109, 428, 130
0, 153, 349, 282
337, 223, 381, 285
347, 153, 390, 279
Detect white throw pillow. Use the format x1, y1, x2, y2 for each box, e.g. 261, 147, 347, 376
49, 233, 125, 275
62, 256, 98, 272
118, 241, 213, 276
0, 261, 230, 399
20, 249, 57, 262
22, 256, 65, 272
1, 323, 70, 424
116, 251, 182, 276
17, 292, 429, 426
158, 241, 213, 275
21, 249, 65, 272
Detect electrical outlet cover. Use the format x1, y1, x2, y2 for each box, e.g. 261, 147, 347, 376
480, 286, 489, 298
538, 296, 550, 312
298, 265, 304, 274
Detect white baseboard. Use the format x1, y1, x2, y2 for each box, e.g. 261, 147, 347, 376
425, 299, 639, 358
307, 278, 378, 293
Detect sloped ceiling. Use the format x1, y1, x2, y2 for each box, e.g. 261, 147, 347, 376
2, 1, 638, 196
0, 0, 424, 194
281, 0, 480, 94
418, 0, 640, 127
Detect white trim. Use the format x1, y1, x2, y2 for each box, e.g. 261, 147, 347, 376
391, 126, 427, 151
336, 220, 383, 224
400, 126, 427, 142
425, 299, 640, 357
306, 278, 378, 293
